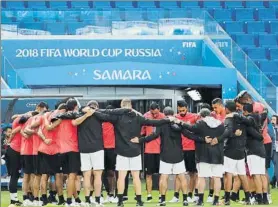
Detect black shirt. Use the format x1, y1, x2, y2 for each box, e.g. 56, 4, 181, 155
104, 111, 170, 157
140, 123, 184, 164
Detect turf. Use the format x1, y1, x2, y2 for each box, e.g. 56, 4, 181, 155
1, 186, 278, 207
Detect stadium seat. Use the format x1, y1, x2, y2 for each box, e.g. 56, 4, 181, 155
223, 21, 244, 34
267, 21, 278, 33
111, 9, 123, 21
6, 1, 25, 9
49, 1, 68, 9
235, 8, 254, 21
64, 11, 81, 22
146, 9, 166, 21
169, 9, 187, 18
18, 22, 45, 31
235, 34, 256, 49
80, 10, 99, 21
259, 60, 278, 73
33, 10, 57, 22
67, 22, 86, 35
269, 1, 278, 8
245, 21, 266, 34
15, 10, 35, 22
27, 1, 47, 9
159, 1, 178, 8
180, 1, 199, 8
189, 8, 204, 18
245, 1, 265, 8
93, 1, 111, 8
213, 9, 232, 21
124, 9, 144, 21
115, 1, 133, 8
202, 1, 222, 8
258, 34, 277, 47
269, 48, 278, 60
223, 1, 243, 8
256, 8, 277, 21
247, 48, 267, 59
71, 1, 90, 9
46, 22, 66, 35
137, 1, 156, 8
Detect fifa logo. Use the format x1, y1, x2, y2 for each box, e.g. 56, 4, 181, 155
182, 42, 197, 48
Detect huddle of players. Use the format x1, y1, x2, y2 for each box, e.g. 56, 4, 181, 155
5, 90, 272, 207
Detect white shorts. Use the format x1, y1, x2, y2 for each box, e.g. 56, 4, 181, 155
159, 160, 186, 175
247, 155, 265, 175
197, 162, 224, 178
80, 150, 104, 171
224, 156, 246, 175
116, 154, 142, 171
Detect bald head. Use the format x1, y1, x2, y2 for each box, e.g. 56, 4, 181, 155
121, 98, 132, 109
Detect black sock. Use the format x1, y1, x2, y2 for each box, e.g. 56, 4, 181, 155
95, 196, 100, 204
161, 195, 165, 202
225, 191, 230, 201
23, 195, 28, 200
236, 191, 240, 200
209, 189, 214, 197
77, 191, 80, 196
90, 191, 93, 197
188, 192, 193, 198
67, 198, 72, 205
263, 193, 268, 201
53, 191, 57, 197
199, 193, 204, 203
214, 196, 219, 203
174, 192, 179, 199
34, 197, 39, 201
75, 197, 81, 203
118, 194, 123, 204
231, 192, 238, 201
49, 191, 53, 196
42, 194, 47, 201
256, 194, 262, 203
183, 194, 187, 202
194, 189, 198, 196
251, 191, 256, 198
58, 195, 64, 202
136, 195, 142, 202
85, 196, 91, 203
244, 192, 250, 201
109, 193, 114, 197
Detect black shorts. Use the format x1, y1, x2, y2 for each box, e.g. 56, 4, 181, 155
144, 153, 160, 175
33, 155, 42, 175
264, 143, 272, 169
39, 152, 62, 175
60, 152, 81, 174
104, 148, 116, 171
183, 150, 197, 173
6, 147, 22, 176
22, 155, 34, 174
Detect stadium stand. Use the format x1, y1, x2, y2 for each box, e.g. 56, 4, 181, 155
1, 0, 278, 85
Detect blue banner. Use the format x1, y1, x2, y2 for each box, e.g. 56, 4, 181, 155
2, 39, 203, 69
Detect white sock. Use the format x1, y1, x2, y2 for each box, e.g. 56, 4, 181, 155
10, 193, 19, 201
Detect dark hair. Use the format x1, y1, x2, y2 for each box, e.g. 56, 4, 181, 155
66, 99, 78, 111
200, 103, 211, 110
106, 105, 115, 109
272, 115, 278, 124
57, 103, 67, 110
243, 103, 253, 113
225, 100, 236, 112
2, 126, 12, 132
87, 100, 99, 109
37, 101, 49, 110
212, 98, 223, 105
199, 108, 211, 118
55, 97, 71, 109
177, 100, 188, 108
150, 102, 159, 110
163, 106, 174, 116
